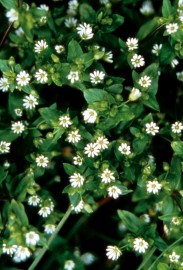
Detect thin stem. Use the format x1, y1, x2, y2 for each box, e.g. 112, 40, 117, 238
137, 247, 156, 270
148, 236, 183, 270
28, 206, 72, 270
0, 22, 14, 49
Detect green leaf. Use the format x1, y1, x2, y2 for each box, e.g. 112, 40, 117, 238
79, 3, 96, 23
19, 11, 34, 42
159, 44, 175, 65
0, 0, 17, 9
63, 163, 78, 175
67, 40, 83, 63
39, 107, 60, 126
137, 17, 161, 40
157, 263, 170, 270
102, 14, 124, 33
142, 93, 160, 111
0, 166, 8, 184
117, 210, 143, 234
171, 141, 183, 158
10, 199, 29, 225
166, 156, 182, 189
162, 0, 173, 18
0, 60, 10, 72
83, 89, 106, 104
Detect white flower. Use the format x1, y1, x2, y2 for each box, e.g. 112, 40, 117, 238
0, 77, 9, 92
3, 160, 10, 168
82, 108, 97, 123
13, 246, 31, 262
96, 136, 109, 150
68, 0, 79, 10
166, 23, 179, 34
80, 252, 95, 265
38, 4, 49, 11
23, 94, 38, 109
129, 88, 141, 101
103, 51, 113, 63
36, 155, 49, 167
145, 122, 159, 135
169, 251, 180, 263
133, 238, 149, 253
171, 58, 179, 68
64, 260, 75, 270
44, 224, 56, 234
34, 40, 48, 53
55, 45, 65, 54
152, 44, 162, 56
147, 180, 162, 194
131, 54, 145, 68
76, 23, 94, 40
2, 244, 17, 256
25, 231, 40, 246
28, 195, 41, 206
0, 141, 11, 154
106, 245, 122, 261
73, 155, 83, 166
70, 172, 84, 188
179, 14, 183, 23
6, 8, 18, 22
176, 71, 183, 82
35, 69, 48, 83
14, 108, 23, 116
118, 143, 131, 156
171, 121, 183, 133
84, 143, 100, 158
138, 75, 152, 88
90, 70, 105, 84
67, 71, 79, 84
38, 206, 52, 217
11, 121, 25, 134
100, 0, 110, 4
65, 17, 77, 28
126, 38, 138, 51
67, 129, 81, 143
108, 186, 122, 199
171, 217, 181, 225
141, 214, 150, 223
101, 168, 115, 184
140, 0, 154, 16
59, 115, 72, 128
178, 0, 183, 7
71, 200, 84, 213
16, 71, 31, 86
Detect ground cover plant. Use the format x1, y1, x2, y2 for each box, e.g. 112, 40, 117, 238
0, 0, 183, 269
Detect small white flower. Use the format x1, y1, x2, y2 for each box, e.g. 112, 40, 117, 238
68, 0, 79, 10
169, 251, 180, 263
69, 172, 84, 188
25, 231, 40, 246
55, 45, 65, 54
141, 214, 151, 223
178, 0, 183, 7
131, 54, 145, 68
176, 71, 183, 82
147, 180, 162, 194
67, 129, 81, 143
103, 51, 113, 63
36, 155, 49, 167
140, 0, 154, 16
100, 0, 110, 4
65, 17, 77, 28
14, 108, 23, 117
129, 88, 141, 101
0, 77, 9, 92
35, 69, 48, 83
171, 58, 179, 68
6, 8, 18, 22
71, 200, 84, 213
80, 252, 95, 265
59, 115, 72, 128
76, 23, 94, 40
179, 14, 183, 23
11, 121, 25, 134
108, 186, 122, 199
38, 4, 49, 11
28, 195, 41, 206
64, 260, 75, 270
101, 168, 115, 184
96, 136, 109, 150
13, 246, 31, 262
171, 121, 183, 133
2, 244, 17, 256
84, 143, 100, 158
166, 23, 179, 34
171, 217, 181, 225
73, 155, 83, 166
106, 245, 122, 261
16, 71, 31, 86
82, 108, 97, 123
34, 40, 48, 53
138, 75, 152, 88
152, 44, 162, 56
3, 160, 10, 168
44, 224, 56, 234
133, 238, 149, 253
23, 94, 38, 110
67, 71, 79, 84
90, 70, 105, 84
118, 143, 131, 156
145, 122, 159, 135
38, 206, 52, 218
126, 38, 138, 51
0, 141, 11, 154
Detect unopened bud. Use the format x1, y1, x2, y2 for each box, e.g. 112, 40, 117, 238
129, 88, 141, 101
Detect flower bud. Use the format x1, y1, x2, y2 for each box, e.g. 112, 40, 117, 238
129, 88, 141, 101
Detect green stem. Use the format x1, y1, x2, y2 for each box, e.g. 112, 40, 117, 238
137, 247, 156, 270
28, 206, 72, 270
148, 236, 183, 270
